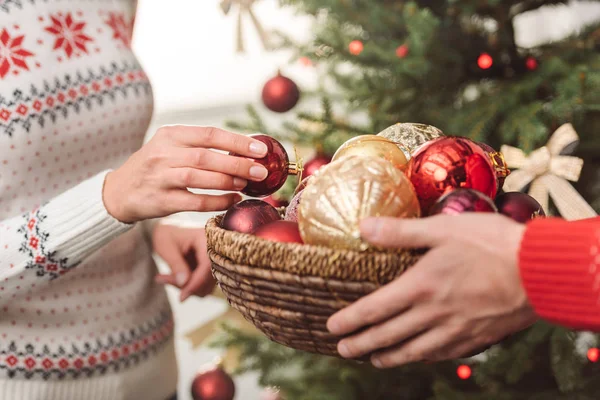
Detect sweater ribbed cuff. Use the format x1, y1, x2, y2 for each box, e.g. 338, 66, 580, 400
42, 170, 134, 263
519, 218, 600, 330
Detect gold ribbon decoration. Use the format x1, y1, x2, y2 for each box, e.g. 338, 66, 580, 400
501, 123, 597, 221
220, 0, 271, 53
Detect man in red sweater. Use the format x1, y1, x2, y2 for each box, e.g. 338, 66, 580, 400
327, 214, 600, 368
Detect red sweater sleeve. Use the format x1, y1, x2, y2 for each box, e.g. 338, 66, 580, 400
519, 217, 600, 331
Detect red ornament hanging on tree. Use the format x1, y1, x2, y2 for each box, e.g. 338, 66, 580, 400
478, 53, 493, 70
525, 56, 538, 71
429, 189, 497, 216
191, 364, 235, 400
588, 348, 599, 363
407, 137, 498, 214
221, 200, 281, 234
229, 134, 299, 197
494, 192, 545, 223
349, 40, 364, 55
262, 71, 300, 113
396, 44, 409, 58
302, 152, 332, 179
457, 365, 472, 380
254, 220, 304, 244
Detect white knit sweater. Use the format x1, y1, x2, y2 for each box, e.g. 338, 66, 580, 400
0, 1, 177, 399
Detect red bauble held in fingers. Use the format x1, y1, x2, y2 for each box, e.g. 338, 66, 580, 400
221, 200, 281, 234
262, 71, 300, 113
190, 365, 235, 400
230, 134, 298, 197
254, 220, 304, 244
407, 137, 498, 214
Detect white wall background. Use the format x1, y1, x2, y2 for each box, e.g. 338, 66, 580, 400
130, 2, 600, 399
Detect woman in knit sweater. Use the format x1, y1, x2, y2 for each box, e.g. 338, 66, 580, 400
328, 214, 600, 368
0, 1, 268, 399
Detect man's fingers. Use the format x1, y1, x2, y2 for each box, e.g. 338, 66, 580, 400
360, 216, 452, 249
165, 126, 268, 158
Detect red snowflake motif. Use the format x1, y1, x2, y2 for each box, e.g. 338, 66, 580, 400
111, 349, 119, 360
32, 100, 42, 111
122, 345, 129, 356
5, 355, 18, 366
73, 358, 84, 369
80, 85, 88, 95
92, 81, 101, 92
29, 236, 39, 250
100, 352, 109, 363
35, 255, 46, 264
87, 355, 97, 366
68, 88, 77, 99
57, 93, 66, 103
24, 357, 36, 369
58, 358, 69, 369
42, 358, 53, 369
45, 97, 55, 107
104, 12, 132, 47
16, 104, 28, 115
0, 28, 35, 78
44, 13, 93, 58
46, 264, 57, 271
27, 218, 36, 230
0, 109, 10, 120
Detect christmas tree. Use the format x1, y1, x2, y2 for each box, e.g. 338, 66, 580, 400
209, 1, 600, 399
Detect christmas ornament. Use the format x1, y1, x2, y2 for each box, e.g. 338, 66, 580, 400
588, 348, 599, 363
332, 135, 409, 171
349, 40, 364, 55
303, 152, 332, 179
230, 134, 298, 197
299, 155, 421, 251
262, 71, 300, 113
407, 137, 498, 214
501, 123, 597, 220
456, 365, 472, 380
299, 56, 312, 67
264, 194, 289, 208
377, 123, 444, 159
494, 192, 545, 223
525, 56, 538, 71
191, 364, 235, 400
221, 199, 281, 234
254, 220, 304, 244
220, 0, 271, 53
477, 142, 510, 189
261, 387, 283, 400
478, 53, 493, 69
284, 190, 303, 222
429, 189, 497, 216
294, 176, 313, 196
396, 44, 409, 58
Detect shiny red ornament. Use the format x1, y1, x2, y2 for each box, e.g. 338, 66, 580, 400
191, 366, 235, 400
525, 56, 538, 71
477, 142, 509, 189
230, 134, 297, 197
396, 44, 409, 58
284, 190, 303, 222
407, 137, 498, 214
478, 53, 493, 69
349, 40, 364, 55
262, 72, 300, 113
264, 194, 289, 208
457, 365, 472, 380
254, 220, 304, 244
494, 192, 545, 223
221, 200, 281, 234
588, 348, 599, 362
429, 189, 497, 216
303, 152, 331, 179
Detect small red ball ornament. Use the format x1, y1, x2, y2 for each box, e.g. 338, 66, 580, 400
407, 137, 498, 214
303, 152, 332, 179
262, 71, 300, 113
191, 365, 235, 400
495, 192, 545, 223
284, 190, 303, 222
429, 189, 497, 216
457, 365, 472, 380
230, 134, 298, 197
396, 44, 409, 58
525, 56, 538, 71
349, 40, 364, 55
254, 220, 304, 244
588, 348, 599, 362
221, 200, 281, 234
478, 53, 493, 69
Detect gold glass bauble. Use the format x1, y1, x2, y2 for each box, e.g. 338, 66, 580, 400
332, 135, 409, 171
298, 155, 421, 251
377, 123, 444, 159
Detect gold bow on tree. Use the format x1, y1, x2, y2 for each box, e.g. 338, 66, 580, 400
501, 123, 597, 221
220, 0, 271, 53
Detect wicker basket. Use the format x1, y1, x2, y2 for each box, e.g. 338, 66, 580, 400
205, 213, 423, 358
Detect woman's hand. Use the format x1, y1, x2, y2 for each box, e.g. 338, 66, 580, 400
327, 214, 538, 368
103, 126, 269, 223
152, 223, 216, 301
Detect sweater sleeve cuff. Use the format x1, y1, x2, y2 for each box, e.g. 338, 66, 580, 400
41, 170, 134, 263
519, 217, 600, 329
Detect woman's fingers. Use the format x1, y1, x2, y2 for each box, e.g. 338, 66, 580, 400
167, 191, 242, 214
166, 168, 248, 191
180, 236, 215, 301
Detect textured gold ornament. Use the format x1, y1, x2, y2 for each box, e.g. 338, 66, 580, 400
332, 135, 409, 171
377, 123, 444, 159
298, 155, 421, 251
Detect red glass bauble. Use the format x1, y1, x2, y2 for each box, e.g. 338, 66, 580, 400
303, 153, 332, 179
264, 194, 289, 208
477, 142, 509, 189
221, 200, 281, 234
230, 134, 293, 197
429, 189, 497, 216
348, 40, 364, 55
262, 72, 300, 113
495, 192, 545, 223
191, 366, 235, 400
254, 220, 304, 244
284, 190, 303, 222
407, 137, 498, 214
